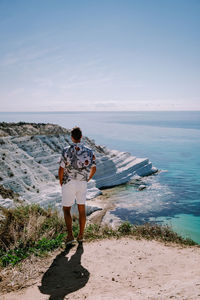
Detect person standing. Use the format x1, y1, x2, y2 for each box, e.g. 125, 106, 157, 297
58, 126, 96, 244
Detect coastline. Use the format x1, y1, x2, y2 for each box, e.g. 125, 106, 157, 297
1, 121, 199, 243
87, 184, 128, 228
0, 120, 199, 299
0, 121, 157, 213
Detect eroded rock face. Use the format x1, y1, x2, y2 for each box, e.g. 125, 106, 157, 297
0, 122, 157, 210
0, 122, 70, 137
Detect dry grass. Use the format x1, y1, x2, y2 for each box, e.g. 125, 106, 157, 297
0, 253, 49, 293
0, 204, 67, 293
0, 204, 65, 252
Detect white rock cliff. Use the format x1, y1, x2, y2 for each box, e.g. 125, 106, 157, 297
0, 123, 157, 213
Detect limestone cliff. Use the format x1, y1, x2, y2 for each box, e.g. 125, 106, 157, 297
0, 122, 157, 210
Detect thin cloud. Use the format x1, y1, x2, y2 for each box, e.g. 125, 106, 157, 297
0, 46, 60, 67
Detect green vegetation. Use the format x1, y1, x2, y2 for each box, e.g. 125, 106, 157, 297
84, 221, 197, 246
0, 205, 197, 268
0, 204, 66, 267
0, 234, 65, 267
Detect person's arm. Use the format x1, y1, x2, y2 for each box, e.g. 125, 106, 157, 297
58, 166, 64, 186
88, 165, 96, 182
58, 148, 66, 186
88, 152, 96, 181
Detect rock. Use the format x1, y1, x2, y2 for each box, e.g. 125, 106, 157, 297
0, 122, 157, 211
138, 185, 146, 191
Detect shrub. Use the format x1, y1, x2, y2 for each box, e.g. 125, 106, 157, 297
0, 205, 68, 267
0, 204, 65, 251
118, 221, 132, 234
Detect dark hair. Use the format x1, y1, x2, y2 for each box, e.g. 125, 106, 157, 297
71, 126, 82, 141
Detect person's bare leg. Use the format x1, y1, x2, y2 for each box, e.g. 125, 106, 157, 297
63, 206, 74, 239
77, 204, 86, 239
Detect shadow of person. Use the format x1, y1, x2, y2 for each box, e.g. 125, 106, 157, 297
38, 243, 90, 300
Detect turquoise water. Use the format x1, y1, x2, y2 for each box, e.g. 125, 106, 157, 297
1, 111, 200, 243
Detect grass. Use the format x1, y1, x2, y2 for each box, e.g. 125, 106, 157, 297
0, 205, 197, 268
0, 204, 66, 267
84, 221, 197, 246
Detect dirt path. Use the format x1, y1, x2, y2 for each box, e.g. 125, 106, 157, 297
1, 237, 200, 300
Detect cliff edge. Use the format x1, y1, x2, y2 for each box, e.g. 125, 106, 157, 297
0, 122, 157, 210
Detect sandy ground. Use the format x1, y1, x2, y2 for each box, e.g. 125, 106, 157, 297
1, 237, 200, 300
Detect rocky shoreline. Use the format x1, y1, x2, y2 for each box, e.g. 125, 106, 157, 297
0, 122, 157, 220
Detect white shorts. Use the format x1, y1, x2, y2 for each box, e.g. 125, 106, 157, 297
61, 179, 87, 207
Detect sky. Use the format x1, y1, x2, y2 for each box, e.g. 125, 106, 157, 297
0, 0, 200, 111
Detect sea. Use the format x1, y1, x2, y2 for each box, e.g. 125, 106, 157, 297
1, 111, 200, 244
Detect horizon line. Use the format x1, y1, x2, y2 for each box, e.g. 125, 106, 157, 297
1, 110, 200, 113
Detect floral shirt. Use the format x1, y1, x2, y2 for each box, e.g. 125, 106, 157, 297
59, 142, 96, 184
